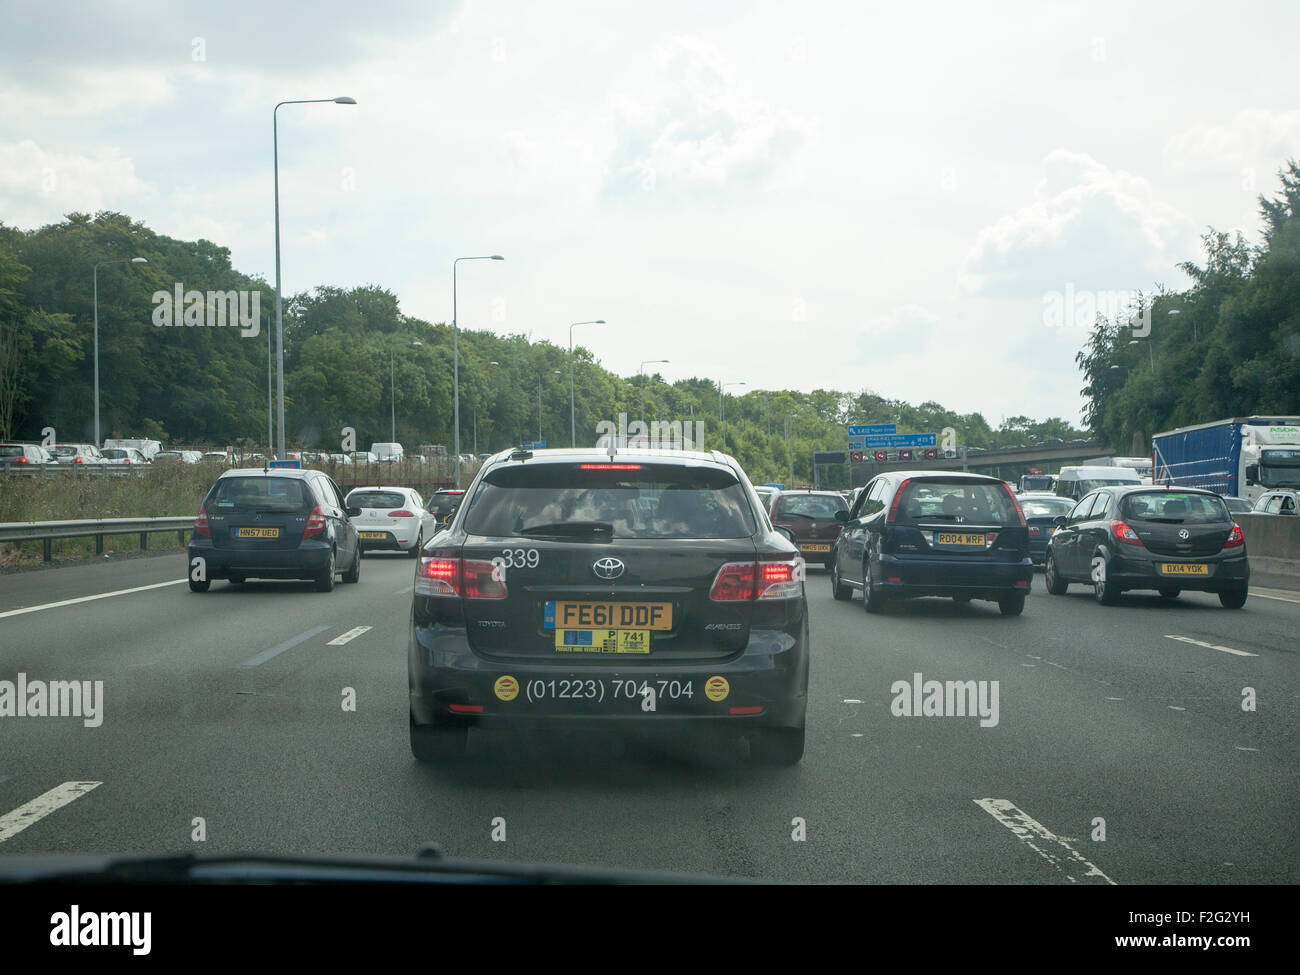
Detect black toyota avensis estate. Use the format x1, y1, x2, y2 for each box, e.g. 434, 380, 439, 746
829, 470, 1033, 615
1044, 485, 1249, 608
407, 447, 810, 765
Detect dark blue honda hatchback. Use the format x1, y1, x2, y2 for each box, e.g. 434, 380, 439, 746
829, 471, 1033, 615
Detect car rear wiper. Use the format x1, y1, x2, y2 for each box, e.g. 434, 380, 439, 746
517, 521, 614, 538
780, 512, 819, 520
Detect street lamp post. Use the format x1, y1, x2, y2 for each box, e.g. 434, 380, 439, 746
92, 256, 148, 446
569, 320, 606, 447
639, 359, 669, 427
391, 340, 422, 440
1128, 338, 1154, 373
274, 95, 356, 458
452, 256, 504, 484
719, 380, 746, 450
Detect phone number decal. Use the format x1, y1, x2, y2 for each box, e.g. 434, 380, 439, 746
521, 679, 697, 703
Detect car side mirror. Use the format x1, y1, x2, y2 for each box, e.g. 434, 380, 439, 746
1245, 464, 1258, 484
834, 509, 848, 522
346, 506, 362, 518
1052, 516, 1067, 529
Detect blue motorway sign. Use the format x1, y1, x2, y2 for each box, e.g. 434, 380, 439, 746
521, 440, 547, 449
268, 459, 301, 468
847, 424, 897, 437
854, 433, 937, 449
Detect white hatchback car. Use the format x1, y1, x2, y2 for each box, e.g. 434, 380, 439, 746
344, 486, 439, 555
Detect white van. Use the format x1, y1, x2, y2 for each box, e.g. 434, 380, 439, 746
1054, 465, 1142, 501
370, 442, 404, 463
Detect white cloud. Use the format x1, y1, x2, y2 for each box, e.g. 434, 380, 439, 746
0, 140, 152, 227
1164, 108, 1300, 178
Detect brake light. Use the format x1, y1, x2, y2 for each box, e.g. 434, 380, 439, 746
578, 463, 643, 470
415, 556, 506, 598
756, 559, 804, 599
74, 457, 83, 464
388, 509, 416, 518
1110, 520, 1142, 546
14, 456, 27, 465
123, 458, 131, 464
1004, 486, 1027, 526
1223, 523, 1244, 549
709, 562, 755, 601
303, 505, 326, 539
886, 479, 912, 524
1028, 526, 1041, 536
194, 504, 211, 538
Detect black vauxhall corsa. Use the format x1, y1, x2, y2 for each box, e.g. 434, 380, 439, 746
829, 470, 1033, 615
407, 447, 810, 765
1044, 485, 1249, 608
187, 467, 363, 593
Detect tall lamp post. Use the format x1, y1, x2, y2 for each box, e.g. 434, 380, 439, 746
92, 256, 148, 446
274, 94, 356, 458
452, 255, 504, 485
639, 359, 669, 426
719, 380, 746, 450
391, 340, 422, 440
569, 320, 605, 447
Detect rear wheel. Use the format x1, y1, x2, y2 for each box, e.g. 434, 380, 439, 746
998, 594, 1026, 616
315, 549, 336, 593
342, 546, 361, 583
862, 558, 886, 614
830, 561, 852, 601
1219, 586, 1248, 609
1044, 552, 1068, 595
750, 725, 805, 766
1158, 586, 1180, 599
410, 531, 423, 558
1092, 556, 1120, 605
410, 716, 468, 763
227, 573, 245, 585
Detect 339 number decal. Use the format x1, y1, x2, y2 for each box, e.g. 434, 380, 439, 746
499, 548, 539, 568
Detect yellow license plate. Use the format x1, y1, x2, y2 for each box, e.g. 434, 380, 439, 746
235, 527, 280, 538
800, 543, 831, 553
553, 601, 673, 631
359, 531, 387, 539
935, 532, 986, 546
554, 629, 651, 653
1160, 563, 1208, 575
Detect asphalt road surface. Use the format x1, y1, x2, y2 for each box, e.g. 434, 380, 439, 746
1, 553, 1296, 883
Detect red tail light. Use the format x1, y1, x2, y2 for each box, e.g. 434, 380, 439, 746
388, 509, 416, 518
416, 556, 506, 598
194, 504, 211, 538
1110, 519, 1142, 546
886, 478, 913, 524
74, 457, 84, 464
303, 505, 326, 539
1222, 523, 1244, 549
579, 463, 642, 470
710, 560, 804, 601
1028, 526, 1041, 536
14, 456, 28, 465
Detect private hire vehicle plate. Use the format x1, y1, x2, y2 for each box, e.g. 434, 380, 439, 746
800, 543, 832, 553
1160, 563, 1209, 575
358, 531, 387, 539
553, 628, 651, 653
235, 527, 280, 538
545, 600, 673, 631
934, 532, 987, 546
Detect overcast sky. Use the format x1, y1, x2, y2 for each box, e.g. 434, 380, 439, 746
3, 0, 1298, 426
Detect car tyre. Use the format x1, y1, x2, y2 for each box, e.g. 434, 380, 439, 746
1219, 586, 1248, 609
998, 593, 1026, 616
750, 725, 805, 766
410, 716, 468, 763
227, 573, 245, 585
188, 578, 210, 593
1044, 551, 1069, 595
410, 531, 423, 558
830, 561, 852, 601
1092, 556, 1120, 605
862, 558, 886, 614
1158, 586, 1180, 599
342, 546, 361, 584
315, 549, 336, 593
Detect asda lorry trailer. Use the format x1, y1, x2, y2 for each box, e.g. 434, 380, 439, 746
1151, 416, 1300, 503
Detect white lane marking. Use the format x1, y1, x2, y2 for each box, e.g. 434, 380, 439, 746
1104, 697, 1123, 701
974, 798, 1116, 885
238, 625, 332, 668
327, 625, 372, 646
0, 580, 186, 621
842, 698, 863, 704
393, 585, 414, 595
1165, 634, 1258, 657
1168, 706, 1186, 711
0, 781, 101, 844
850, 733, 864, 738
1236, 747, 1259, 752
1253, 592, 1300, 604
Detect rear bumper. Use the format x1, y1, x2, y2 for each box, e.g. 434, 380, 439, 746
877, 553, 1033, 599
187, 538, 331, 578
409, 620, 809, 732
1106, 552, 1250, 591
